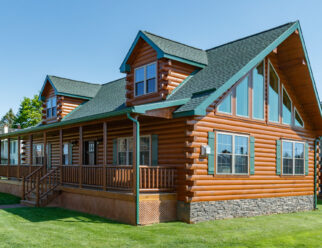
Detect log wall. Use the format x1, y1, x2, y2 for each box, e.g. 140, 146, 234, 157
184, 54, 319, 203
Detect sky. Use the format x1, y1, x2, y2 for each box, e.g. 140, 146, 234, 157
0, 0, 322, 117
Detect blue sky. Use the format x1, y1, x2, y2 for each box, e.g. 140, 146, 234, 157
0, 0, 322, 116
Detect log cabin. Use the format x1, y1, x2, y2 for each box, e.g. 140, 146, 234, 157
0, 21, 321, 225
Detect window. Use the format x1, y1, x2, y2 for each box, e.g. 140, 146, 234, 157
63, 144, 72, 165
117, 136, 150, 165
236, 76, 249, 117
218, 93, 232, 114
294, 109, 304, 127
252, 62, 264, 120
282, 140, 304, 175
217, 132, 249, 174
268, 63, 280, 122
134, 63, 157, 96
33, 144, 44, 165
282, 87, 292, 125
46, 97, 57, 118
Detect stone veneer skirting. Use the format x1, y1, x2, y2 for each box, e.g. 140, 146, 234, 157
177, 195, 314, 223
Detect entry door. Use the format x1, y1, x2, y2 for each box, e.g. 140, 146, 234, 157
84, 141, 96, 165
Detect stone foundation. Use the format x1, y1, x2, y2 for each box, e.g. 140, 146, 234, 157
0, 179, 22, 197
177, 195, 314, 223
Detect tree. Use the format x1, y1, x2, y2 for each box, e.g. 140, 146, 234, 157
0, 108, 16, 128
14, 95, 42, 129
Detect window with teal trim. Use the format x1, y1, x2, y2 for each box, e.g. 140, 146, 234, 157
282, 87, 292, 125
268, 63, 279, 122
282, 140, 304, 175
236, 76, 249, 117
252, 62, 264, 120
218, 93, 232, 114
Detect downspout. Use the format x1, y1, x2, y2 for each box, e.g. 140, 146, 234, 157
127, 113, 140, 225
314, 137, 321, 210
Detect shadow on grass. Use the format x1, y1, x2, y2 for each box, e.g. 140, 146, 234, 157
0, 192, 21, 205
3, 207, 129, 226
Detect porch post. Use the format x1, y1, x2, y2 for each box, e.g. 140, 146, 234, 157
17, 136, 21, 178
29, 134, 33, 174
59, 129, 63, 184
79, 126, 83, 188
0, 139, 2, 165
103, 122, 107, 191
43, 132, 47, 172
7, 138, 10, 178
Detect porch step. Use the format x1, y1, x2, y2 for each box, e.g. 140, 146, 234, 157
20, 200, 36, 207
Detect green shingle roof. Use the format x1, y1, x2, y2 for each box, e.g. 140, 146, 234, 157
63, 78, 127, 121
142, 31, 208, 65
168, 22, 296, 114
44, 75, 102, 99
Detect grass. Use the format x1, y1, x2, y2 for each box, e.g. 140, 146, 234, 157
0, 193, 20, 205
0, 198, 321, 248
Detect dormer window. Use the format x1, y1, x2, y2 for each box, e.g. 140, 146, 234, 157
135, 62, 157, 97
46, 97, 57, 118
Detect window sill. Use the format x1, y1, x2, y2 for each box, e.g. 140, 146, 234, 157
212, 174, 250, 178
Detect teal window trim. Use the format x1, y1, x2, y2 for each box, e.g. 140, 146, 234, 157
281, 139, 306, 176
216, 131, 250, 175
268, 60, 280, 123
282, 85, 292, 125
236, 75, 250, 118
252, 61, 265, 121
276, 140, 281, 175
208, 132, 215, 175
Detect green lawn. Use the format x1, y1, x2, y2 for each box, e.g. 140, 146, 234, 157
0, 198, 321, 248
0, 192, 20, 205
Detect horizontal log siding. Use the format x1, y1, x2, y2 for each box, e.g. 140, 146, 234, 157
126, 39, 197, 106
20, 117, 188, 199
185, 55, 318, 203
58, 96, 85, 120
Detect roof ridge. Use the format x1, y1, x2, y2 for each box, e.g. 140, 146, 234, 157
102, 77, 126, 85
48, 75, 101, 86
143, 30, 205, 52
206, 21, 296, 52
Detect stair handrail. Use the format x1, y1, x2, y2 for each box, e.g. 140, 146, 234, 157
22, 165, 45, 200
37, 167, 61, 206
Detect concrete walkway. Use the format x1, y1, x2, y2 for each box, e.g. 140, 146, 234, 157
0, 204, 25, 209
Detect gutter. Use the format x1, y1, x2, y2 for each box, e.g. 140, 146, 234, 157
127, 113, 140, 225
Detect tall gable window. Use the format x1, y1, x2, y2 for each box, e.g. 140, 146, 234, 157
268, 63, 280, 122
135, 63, 157, 96
46, 97, 57, 118
282, 87, 292, 125
282, 140, 304, 175
252, 62, 264, 120
218, 93, 232, 114
236, 76, 249, 117
294, 109, 304, 127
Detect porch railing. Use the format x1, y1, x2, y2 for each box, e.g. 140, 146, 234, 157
0, 164, 43, 179
61, 165, 176, 192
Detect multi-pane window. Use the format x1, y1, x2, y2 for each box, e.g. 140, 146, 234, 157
33, 144, 44, 165
282, 140, 305, 175
294, 109, 304, 127
282, 88, 292, 125
46, 97, 57, 118
135, 63, 157, 96
236, 76, 249, 117
217, 133, 249, 174
269, 63, 279, 122
117, 136, 150, 165
218, 93, 232, 114
252, 62, 264, 120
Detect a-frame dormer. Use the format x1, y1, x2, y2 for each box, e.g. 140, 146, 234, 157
39, 76, 101, 124
120, 31, 208, 106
